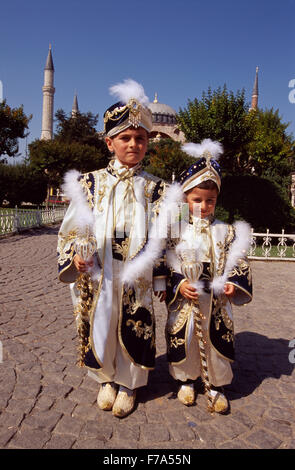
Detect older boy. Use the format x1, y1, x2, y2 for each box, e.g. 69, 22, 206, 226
57, 80, 167, 418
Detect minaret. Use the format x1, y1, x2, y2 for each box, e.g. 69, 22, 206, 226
71, 92, 79, 118
41, 45, 55, 140
250, 66, 259, 111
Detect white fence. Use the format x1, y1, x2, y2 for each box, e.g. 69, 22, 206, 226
248, 228, 295, 261
0, 206, 67, 236
1, 210, 295, 261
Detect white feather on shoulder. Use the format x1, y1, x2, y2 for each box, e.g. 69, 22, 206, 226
61, 169, 95, 231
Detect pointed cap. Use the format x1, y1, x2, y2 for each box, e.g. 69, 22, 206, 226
45, 45, 54, 71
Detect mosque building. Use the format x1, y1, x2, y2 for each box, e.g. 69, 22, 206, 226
40, 46, 260, 144
40, 46, 186, 143
41, 47, 281, 203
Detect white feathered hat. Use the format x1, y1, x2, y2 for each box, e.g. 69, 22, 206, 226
180, 139, 223, 192
103, 79, 152, 137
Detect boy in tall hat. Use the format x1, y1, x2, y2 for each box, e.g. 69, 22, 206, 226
165, 139, 253, 413
57, 79, 173, 418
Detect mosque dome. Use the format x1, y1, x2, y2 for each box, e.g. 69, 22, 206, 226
148, 94, 178, 125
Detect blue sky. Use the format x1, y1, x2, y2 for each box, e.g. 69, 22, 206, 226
1, 0, 295, 161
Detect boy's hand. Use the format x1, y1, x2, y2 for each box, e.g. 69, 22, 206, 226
74, 254, 94, 273
179, 280, 198, 300
224, 283, 235, 298
154, 291, 167, 302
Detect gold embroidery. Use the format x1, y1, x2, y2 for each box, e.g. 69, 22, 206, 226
169, 337, 185, 349
212, 297, 234, 335
222, 331, 234, 343
57, 229, 78, 265
73, 273, 94, 366
79, 174, 94, 209
216, 225, 235, 276
151, 180, 165, 222
126, 319, 155, 348
167, 302, 192, 335
122, 287, 142, 316
228, 257, 252, 284
112, 237, 130, 261
97, 172, 108, 212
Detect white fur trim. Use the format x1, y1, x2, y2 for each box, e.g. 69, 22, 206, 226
121, 183, 184, 285
211, 221, 251, 295
109, 79, 150, 106
181, 139, 223, 160
62, 169, 95, 231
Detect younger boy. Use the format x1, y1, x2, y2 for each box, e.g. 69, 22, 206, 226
165, 140, 252, 413
57, 80, 167, 418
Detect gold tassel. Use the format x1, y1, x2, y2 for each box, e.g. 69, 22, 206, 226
74, 273, 93, 367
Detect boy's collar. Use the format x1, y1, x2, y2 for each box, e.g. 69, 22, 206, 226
189, 214, 215, 226
107, 158, 142, 179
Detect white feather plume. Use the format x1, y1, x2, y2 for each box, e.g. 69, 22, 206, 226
61, 169, 95, 231
109, 79, 150, 106
181, 139, 223, 160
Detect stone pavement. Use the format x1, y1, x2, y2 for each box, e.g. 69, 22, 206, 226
0, 225, 294, 450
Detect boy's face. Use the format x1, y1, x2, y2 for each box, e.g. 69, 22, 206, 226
185, 186, 218, 219
105, 127, 148, 168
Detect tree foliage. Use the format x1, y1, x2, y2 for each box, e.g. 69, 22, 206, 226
143, 139, 195, 181
28, 109, 110, 187
0, 100, 32, 161
0, 163, 47, 206
177, 86, 256, 175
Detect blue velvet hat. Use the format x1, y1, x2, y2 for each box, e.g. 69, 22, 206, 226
179, 139, 223, 192
103, 79, 153, 137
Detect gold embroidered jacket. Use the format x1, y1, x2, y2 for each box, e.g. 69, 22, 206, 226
165, 218, 253, 364
57, 163, 167, 370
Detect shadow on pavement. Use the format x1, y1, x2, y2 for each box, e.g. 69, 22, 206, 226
138, 331, 294, 404
226, 331, 294, 400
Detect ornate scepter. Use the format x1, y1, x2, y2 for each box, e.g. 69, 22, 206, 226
180, 247, 215, 413
73, 226, 98, 366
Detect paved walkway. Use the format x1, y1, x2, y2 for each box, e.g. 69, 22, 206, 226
0, 226, 294, 450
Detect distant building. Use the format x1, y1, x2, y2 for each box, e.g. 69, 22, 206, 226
41, 45, 55, 140
249, 66, 259, 111
148, 93, 185, 142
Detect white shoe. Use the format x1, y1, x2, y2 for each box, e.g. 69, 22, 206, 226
97, 382, 117, 411
208, 389, 229, 413
112, 386, 136, 418
177, 383, 195, 406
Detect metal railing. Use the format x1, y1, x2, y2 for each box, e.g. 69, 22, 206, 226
1, 210, 295, 261
248, 228, 295, 261
0, 206, 68, 236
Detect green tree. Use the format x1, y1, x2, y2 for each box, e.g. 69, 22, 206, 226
29, 139, 109, 188
177, 86, 256, 175
0, 100, 32, 161
143, 139, 195, 181
247, 107, 295, 177
55, 108, 101, 147
28, 109, 110, 187
0, 163, 47, 206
